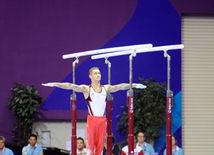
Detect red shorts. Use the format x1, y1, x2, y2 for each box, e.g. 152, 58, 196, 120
86, 115, 107, 155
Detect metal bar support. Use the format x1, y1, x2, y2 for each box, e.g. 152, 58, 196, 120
127, 50, 136, 155
105, 58, 113, 155
164, 51, 172, 155
71, 57, 79, 155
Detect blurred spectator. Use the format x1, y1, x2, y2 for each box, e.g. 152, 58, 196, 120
77, 137, 87, 155
121, 137, 143, 155
0, 136, 14, 155
136, 132, 155, 155
103, 134, 121, 155
22, 134, 43, 155
163, 136, 184, 155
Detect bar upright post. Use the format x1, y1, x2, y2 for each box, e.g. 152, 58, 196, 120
105, 58, 113, 155
71, 58, 79, 155
164, 52, 172, 155
127, 50, 136, 155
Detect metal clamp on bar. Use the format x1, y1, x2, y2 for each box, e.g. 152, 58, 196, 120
105, 57, 111, 86
129, 49, 136, 90
72, 57, 79, 66
72, 57, 79, 95
70, 93, 77, 101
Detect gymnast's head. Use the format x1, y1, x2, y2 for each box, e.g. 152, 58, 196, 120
89, 67, 101, 82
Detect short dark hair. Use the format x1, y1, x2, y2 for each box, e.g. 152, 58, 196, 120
112, 136, 115, 144
29, 134, 37, 140
172, 135, 178, 145
136, 131, 146, 138
77, 137, 84, 143
88, 67, 99, 75
0, 136, 5, 142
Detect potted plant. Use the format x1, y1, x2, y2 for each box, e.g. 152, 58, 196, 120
117, 77, 167, 146
7, 82, 43, 145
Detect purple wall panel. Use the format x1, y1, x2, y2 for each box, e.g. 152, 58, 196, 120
169, 0, 214, 15
0, 0, 137, 142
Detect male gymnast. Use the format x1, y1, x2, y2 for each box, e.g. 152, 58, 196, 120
42, 67, 145, 155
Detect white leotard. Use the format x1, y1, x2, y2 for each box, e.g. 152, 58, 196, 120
85, 85, 107, 116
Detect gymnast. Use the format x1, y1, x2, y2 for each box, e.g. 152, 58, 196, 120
42, 67, 145, 155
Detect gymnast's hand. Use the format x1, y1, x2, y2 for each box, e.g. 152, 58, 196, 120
133, 84, 147, 89
42, 83, 57, 87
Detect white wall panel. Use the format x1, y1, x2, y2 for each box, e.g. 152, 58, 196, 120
182, 16, 214, 154
33, 121, 87, 150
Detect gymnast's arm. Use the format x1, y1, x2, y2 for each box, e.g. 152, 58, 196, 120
106, 83, 146, 93
42, 82, 89, 93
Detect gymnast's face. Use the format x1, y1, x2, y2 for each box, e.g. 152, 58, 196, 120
28, 136, 37, 147
137, 132, 146, 143
77, 139, 84, 150
0, 140, 5, 150
172, 136, 177, 146
89, 69, 101, 82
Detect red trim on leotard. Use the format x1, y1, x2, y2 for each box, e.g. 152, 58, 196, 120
86, 85, 94, 116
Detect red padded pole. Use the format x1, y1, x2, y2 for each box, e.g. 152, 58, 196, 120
166, 96, 172, 155
128, 95, 134, 155
107, 99, 113, 155
71, 98, 77, 155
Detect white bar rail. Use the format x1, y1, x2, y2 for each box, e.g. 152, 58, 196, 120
91, 44, 184, 60
62, 44, 153, 59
